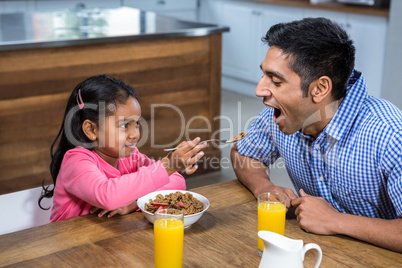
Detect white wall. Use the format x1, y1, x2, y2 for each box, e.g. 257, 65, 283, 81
0, 187, 52, 235
382, 0, 402, 110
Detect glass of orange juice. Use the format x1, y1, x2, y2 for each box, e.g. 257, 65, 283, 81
154, 208, 184, 268
258, 192, 286, 256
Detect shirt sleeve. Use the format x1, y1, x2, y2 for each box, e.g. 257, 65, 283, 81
237, 107, 279, 166
382, 132, 402, 218
60, 149, 171, 211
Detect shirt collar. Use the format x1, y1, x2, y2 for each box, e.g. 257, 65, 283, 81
323, 70, 368, 141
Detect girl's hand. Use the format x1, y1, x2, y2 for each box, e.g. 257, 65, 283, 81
90, 201, 138, 218
161, 137, 207, 175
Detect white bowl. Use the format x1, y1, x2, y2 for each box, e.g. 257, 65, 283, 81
137, 190, 210, 228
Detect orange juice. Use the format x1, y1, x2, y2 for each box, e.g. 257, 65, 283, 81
258, 202, 286, 253
154, 218, 184, 268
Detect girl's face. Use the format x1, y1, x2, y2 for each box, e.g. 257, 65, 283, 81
94, 96, 141, 167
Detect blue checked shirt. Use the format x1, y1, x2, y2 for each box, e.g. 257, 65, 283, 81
237, 70, 402, 219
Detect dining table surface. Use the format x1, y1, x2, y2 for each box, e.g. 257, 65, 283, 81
1, 179, 401, 267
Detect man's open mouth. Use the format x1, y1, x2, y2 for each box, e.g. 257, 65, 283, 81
264, 102, 283, 124
273, 107, 282, 121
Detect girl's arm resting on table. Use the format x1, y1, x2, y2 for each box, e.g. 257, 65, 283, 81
90, 172, 185, 218
292, 189, 402, 253
231, 144, 297, 207
90, 201, 138, 218
64, 155, 171, 211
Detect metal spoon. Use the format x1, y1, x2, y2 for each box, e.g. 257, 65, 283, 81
163, 136, 247, 152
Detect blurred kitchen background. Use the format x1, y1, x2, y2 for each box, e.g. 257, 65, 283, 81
0, 0, 400, 103
1, 0, 400, 187
0, 0, 401, 233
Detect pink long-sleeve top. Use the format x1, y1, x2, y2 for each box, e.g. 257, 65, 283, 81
50, 147, 186, 222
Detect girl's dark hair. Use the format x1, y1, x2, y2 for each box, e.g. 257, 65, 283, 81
38, 75, 138, 209
263, 17, 355, 100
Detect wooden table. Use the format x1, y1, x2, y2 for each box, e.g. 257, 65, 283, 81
0, 179, 400, 267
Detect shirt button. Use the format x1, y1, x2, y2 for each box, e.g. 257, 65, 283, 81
318, 176, 325, 182
314, 144, 321, 150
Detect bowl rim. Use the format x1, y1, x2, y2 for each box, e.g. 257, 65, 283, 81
137, 190, 210, 218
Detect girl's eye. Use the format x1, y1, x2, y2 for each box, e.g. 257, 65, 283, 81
121, 123, 129, 129
135, 118, 141, 127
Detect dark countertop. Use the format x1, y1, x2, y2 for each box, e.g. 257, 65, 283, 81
0, 7, 229, 51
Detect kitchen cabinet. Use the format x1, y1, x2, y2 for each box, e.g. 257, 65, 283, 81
200, 0, 388, 98
0, 0, 198, 21
220, 2, 261, 83
347, 14, 387, 98
123, 0, 198, 21
200, 0, 303, 95
304, 8, 387, 98
257, 7, 304, 80
34, 0, 120, 11
222, 2, 304, 84
0, 1, 34, 12
0, 0, 120, 12
198, 0, 222, 25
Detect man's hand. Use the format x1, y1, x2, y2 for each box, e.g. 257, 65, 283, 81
231, 144, 297, 208
291, 189, 339, 234
262, 185, 298, 209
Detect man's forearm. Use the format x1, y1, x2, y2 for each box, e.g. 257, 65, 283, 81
230, 145, 272, 198
336, 213, 402, 253
231, 145, 298, 207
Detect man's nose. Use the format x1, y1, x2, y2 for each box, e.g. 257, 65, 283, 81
255, 78, 272, 98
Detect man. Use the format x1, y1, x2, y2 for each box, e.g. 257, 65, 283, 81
231, 17, 402, 252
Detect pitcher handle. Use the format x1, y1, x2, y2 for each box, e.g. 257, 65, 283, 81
302, 243, 322, 268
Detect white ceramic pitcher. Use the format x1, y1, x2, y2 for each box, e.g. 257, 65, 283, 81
258, 231, 322, 268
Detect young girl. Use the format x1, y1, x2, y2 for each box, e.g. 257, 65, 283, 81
39, 75, 206, 222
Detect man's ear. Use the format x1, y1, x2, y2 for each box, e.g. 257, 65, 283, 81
82, 119, 98, 141
310, 76, 332, 103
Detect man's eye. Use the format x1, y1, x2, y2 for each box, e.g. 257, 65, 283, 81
272, 79, 281, 86
121, 123, 129, 129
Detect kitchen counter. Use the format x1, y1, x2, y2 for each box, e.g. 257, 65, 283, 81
0, 7, 229, 194
0, 6, 229, 51
244, 0, 389, 16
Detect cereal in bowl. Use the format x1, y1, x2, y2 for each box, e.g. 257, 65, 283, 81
145, 191, 204, 216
